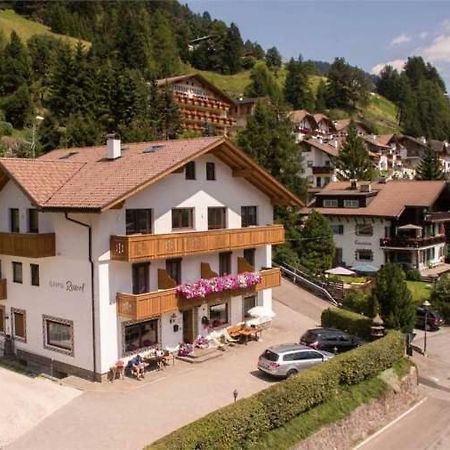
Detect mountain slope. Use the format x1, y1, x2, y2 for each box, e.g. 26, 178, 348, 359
0, 9, 89, 46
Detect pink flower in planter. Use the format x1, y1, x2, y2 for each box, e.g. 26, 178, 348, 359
176, 272, 262, 299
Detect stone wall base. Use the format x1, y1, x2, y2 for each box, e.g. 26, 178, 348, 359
13, 349, 107, 382
296, 366, 419, 450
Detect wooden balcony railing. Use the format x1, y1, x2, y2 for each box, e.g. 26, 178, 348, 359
0, 233, 56, 258
117, 268, 281, 320
380, 234, 446, 249
0, 278, 6, 300
312, 166, 334, 175
111, 225, 285, 262
425, 212, 450, 223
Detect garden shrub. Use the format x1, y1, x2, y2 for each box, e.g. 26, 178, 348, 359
332, 331, 404, 385
321, 307, 372, 339
150, 332, 405, 450
405, 268, 422, 281
342, 290, 371, 316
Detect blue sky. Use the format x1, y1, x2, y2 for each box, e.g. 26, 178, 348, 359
186, 1, 450, 87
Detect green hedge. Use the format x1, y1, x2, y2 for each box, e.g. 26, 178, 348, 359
321, 307, 372, 339
149, 332, 404, 450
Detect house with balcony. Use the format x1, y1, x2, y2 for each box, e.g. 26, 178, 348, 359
0, 136, 301, 381
157, 74, 236, 135
302, 180, 450, 273
300, 138, 340, 199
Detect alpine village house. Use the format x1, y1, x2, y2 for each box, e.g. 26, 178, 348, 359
303, 180, 450, 273
0, 136, 302, 381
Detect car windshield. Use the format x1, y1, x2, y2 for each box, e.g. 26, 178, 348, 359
262, 350, 279, 362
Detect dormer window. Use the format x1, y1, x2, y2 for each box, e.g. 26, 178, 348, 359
343, 199, 359, 208
323, 199, 338, 208
185, 162, 196, 180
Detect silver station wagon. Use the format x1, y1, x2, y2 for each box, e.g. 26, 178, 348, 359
258, 343, 334, 378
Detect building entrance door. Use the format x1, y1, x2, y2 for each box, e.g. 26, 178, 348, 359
183, 308, 197, 343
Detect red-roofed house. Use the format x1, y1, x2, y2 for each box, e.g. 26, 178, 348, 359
0, 136, 302, 381
302, 180, 450, 272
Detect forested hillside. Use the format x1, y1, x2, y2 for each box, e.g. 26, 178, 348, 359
0, 0, 448, 157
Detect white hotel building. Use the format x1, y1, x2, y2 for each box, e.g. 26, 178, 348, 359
303, 180, 450, 273
0, 136, 301, 381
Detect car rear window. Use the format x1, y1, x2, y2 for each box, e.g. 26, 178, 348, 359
301, 331, 318, 343
262, 350, 279, 362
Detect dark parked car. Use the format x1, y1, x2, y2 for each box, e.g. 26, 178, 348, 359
300, 328, 364, 353
416, 307, 443, 331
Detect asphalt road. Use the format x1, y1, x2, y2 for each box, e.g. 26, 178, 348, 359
357, 327, 450, 450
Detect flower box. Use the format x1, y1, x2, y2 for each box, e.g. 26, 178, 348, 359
176, 272, 262, 300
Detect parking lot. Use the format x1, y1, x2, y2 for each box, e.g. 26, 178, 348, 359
4, 281, 328, 450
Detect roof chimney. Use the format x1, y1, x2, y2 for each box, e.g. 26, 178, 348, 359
350, 179, 358, 190
106, 133, 121, 160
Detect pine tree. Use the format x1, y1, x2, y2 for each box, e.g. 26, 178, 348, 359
415, 145, 445, 180
39, 114, 63, 152
223, 23, 243, 75
283, 57, 314, 110
244, 61, 281, 101
326, 57, 370, 110
237, 101, 306, 198
0, 31, 31, 95
315, 79, 327, 112
372, 263, 415, 332
335, 122, 372, 180
2, 84, 33, 128
151, 10, 181, 78
265, 46, 282, 72
298, 210, 335, 274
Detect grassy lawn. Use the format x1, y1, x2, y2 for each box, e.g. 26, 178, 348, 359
0, 9, 89, 47
254, 358, 412, 450
406, 280, 432, 304
335, 275, 368, 284
361, 92, 400, 134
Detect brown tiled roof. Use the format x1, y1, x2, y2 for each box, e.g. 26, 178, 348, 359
289, 110, 316, 125
429, 139, 448, 153
156, 73, 234, 105
333, 119, 351, 132
1, 137, 303, 210
301, 180, 447, 218
302, 138, 340, 157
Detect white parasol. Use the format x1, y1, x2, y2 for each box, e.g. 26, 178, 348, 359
247, 306, 276, 319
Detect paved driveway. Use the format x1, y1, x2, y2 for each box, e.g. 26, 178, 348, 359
7, 284, 327, 450
0, 367, 81, 448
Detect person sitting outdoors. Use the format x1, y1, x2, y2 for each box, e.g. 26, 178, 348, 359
129, 354, 147, 380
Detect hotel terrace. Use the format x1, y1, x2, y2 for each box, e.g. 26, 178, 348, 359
0, 136, 302, 380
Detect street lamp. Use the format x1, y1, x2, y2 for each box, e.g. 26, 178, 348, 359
31, 115, 44, 159
422, 299, 431, 356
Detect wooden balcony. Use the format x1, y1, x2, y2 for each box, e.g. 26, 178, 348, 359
117, 268, 281, 320
0, 278, 6, 300
0, 233, 56, 258
312, 166, 334, 175
111, 225, 285, 262
380, 234, 446, 249
424, 212, 450, 223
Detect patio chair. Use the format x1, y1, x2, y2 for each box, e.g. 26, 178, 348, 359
222, 328, 239, 345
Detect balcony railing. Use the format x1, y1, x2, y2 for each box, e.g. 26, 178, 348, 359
0, 278, 6, 300
117, 268, 281, 320
111, 225, 285, 262
312, 166, 334, 174
424, 212, 450, 223
380, 234, 446, 249
0, 233, 56, 258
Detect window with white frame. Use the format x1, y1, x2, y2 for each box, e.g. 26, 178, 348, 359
355, 249, 373, 261
355, 223, 373, 236
323, 199, 338, 208
344, 199, 359, 208
43, 315, 74, 355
